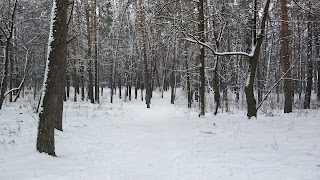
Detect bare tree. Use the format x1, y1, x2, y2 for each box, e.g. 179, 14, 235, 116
137, 0, 151, 108
0, 0, 17, 109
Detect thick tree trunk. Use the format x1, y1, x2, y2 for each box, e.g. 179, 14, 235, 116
257, 62, 262, 103
245, 57, 258, 118
280, 0, 292, 113
37, 0, 68, 156
244, 0, 270, 118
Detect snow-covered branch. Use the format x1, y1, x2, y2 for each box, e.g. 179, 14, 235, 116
185, 35, 254, 57
4, 50, 29, 98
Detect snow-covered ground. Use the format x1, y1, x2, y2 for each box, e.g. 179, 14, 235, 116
1, 90, 320, 180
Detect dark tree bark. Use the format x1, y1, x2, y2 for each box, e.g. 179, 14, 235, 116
185, 44, 192, 108
304, 8, 313, 109
110, 59, 114, 103
9, 43, 14, 102
244, 0, 271, 118
0, 0, 17, 109
85, 0, 94, 104
66, 73, 70, 100
317, 26, 320, 102
72, 43, 78, 102
93, 0, 99, 103
280, 0, 292, 113
170, 42, 176, 104
138, 0, 151, 108
118, 77, 122, 99
170, 71, 175, 104
37, 0, 68, 156
213, 58, 220, 115
198, 0, 206, 116
135, 75, 138, 100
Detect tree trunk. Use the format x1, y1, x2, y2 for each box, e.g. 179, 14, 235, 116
280, 0, 292, 113
9, 44, 14, 102
170, 71, 175, 104
245, 0, 271, 118
0, 0, 16, 109
245, 57, 258, 118
317, 32, 320, 102
138, 0, 151, 108
304, 8, 313, 109
185, 44, 192, 108
314, 21, 320, 102
213, 59, 220, 115
93, 0, 99, 103
66, 73, 70, 100
85, 0, 94, 103
170, 41, 176, 104
118, 78, 122, 99
198, 0, 206, 116
37, 0, 68, 156
72, 45, 78, 102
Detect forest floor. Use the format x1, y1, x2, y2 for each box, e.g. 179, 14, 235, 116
0, 90, 320, 180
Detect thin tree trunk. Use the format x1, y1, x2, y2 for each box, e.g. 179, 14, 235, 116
304, 7, 313, 109
213, 58, 220, 115
72, 46, 78, 102
315, 22, 320, 102
170, 41, 176, 104
198, 0, 206, 116
85, 0, 94, 103
9, 44, 14, 102
93, 0, 99, 103
138, 0, 151, 108
0, 0, 17, 109
185, 44, 192, 108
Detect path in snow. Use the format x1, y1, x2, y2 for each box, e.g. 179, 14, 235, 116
0, 91, 320, 180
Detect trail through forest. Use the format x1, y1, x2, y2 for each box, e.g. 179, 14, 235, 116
1, 91, 320, 180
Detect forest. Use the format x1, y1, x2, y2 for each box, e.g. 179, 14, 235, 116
1, 0, 320, 179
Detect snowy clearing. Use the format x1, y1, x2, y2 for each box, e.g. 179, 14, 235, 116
1, 91, 320, 180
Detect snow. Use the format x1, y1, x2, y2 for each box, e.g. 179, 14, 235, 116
1, 90, 320, 180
